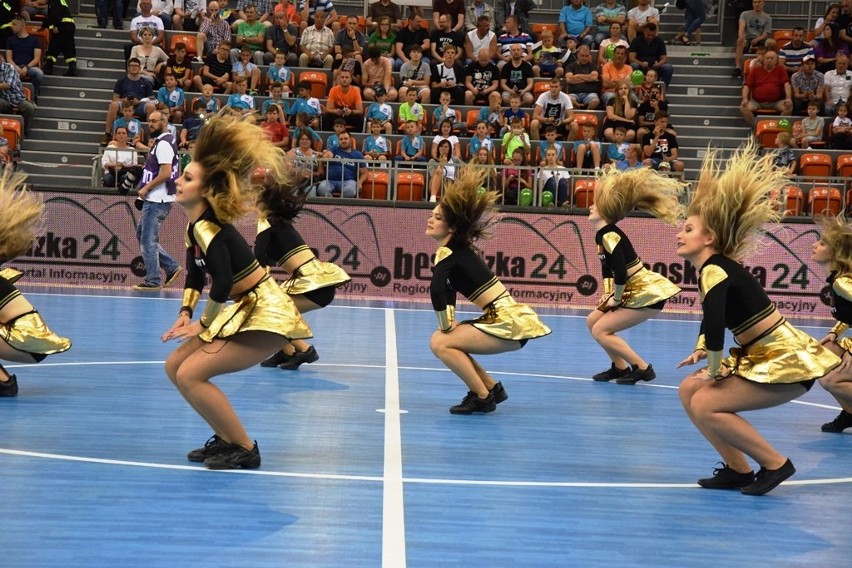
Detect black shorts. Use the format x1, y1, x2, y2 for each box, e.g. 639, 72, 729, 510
299, 286, 336, 308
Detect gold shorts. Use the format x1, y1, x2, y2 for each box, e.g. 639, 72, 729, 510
281, 258, 351, 296
200, 277, 313, 342
0, 311, 71, 355
465, 295, 552, 342
719, 321, 841, 384
621, 267, 681, 309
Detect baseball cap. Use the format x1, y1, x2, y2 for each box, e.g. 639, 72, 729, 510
803, 54, 815, 62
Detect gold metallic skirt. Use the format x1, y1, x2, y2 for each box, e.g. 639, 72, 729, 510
464, 295, 552, 342
200, 277, 313, 343
720, 321, 841, 384
622, 267, 681, 309
0, 311, 71, 355
281, 258, 351, 296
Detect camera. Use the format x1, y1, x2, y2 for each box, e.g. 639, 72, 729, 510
118, 165, 142, 195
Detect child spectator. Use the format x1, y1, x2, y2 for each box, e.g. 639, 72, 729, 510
500, 115, 531, 164
262, 82, 291, 118
363, 119, 392, 162
365, 87, 394, 133
232, 45, 262, 94
468, 121, 494, 158
431, 90, 464, 133
395, 120, 427, 162
199, 83, 221, 113
156, 73, 185, 123
398, 88, 426, 133
642, 111, 685, 172
770, 131, 797, 175
166, 42, 193, 91
289, 81, 322, 129
502, 148, 531, 205
574, 123, 602, 169
635, 82, 667, 141
362, 46, 398, 101
537, 125, 566, 165
327, 118, 347, 152
398, 45, 431, 104
794, 102, 825, 148
469, 147, 499, 192
428, 139, 460, 202
602, 80, 637, 142
537, 147, 571, 206
500, 92, 527, 136
113, 104, 146, 148
260, 104, 290, 149
266, 51, 292, 95
432, 118, 462, 160
192, 41, 234, 94
226, 76, 255, 114
532, 30, 564, 79
606, 126, 630, 164
477, 91, 503, 137
179, 100, 208, 149
633, 68, 660, 102
831, 103, 852, 149
291, 112, 323, 150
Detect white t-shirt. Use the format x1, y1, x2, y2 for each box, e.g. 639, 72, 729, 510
537, 166, 571, 185
146, 133, 177, 203
627, 6, 659, 25
101, 146, 138, 169
824, 69, 852, 104
131, 15, 166, 36
432, 134, 460, 153
467, 29, 496, 59
535, 91, 573, 121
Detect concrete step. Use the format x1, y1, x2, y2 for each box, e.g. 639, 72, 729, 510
667, 84, 741, 97
22, 137, 103, 153
37, 106, 106, 121
39, 95, 113, 112
668, 102, 741, 117
28, 126, 105, 143
674, 124, 751, 138
31, 117, 103, 132
20, 172, 94, 190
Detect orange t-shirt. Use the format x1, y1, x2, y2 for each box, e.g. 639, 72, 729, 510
601, 62, 632, 93
327, 85, 363, 110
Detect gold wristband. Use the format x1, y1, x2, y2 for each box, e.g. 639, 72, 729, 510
706, 350, 723, 379
602, 278, 614, 296
182, 288, 201, 312
200, 300, 224, 328
435, 305, 455, 331
613, 283, 625, 304
694, 334, 707, 352
830, 322, 849, 337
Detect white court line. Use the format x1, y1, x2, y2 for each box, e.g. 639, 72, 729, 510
382, 309, 407, 568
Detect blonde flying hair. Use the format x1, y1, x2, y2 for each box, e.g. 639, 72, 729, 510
440, 167, 498, 246
818, 215, 852, 276
191, 113, 290, 224
594, 166, 685, 225
687, 142, 785, 260
0, 172, 42, 261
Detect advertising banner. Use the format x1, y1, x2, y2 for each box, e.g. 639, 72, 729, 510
7, 192, 831, 318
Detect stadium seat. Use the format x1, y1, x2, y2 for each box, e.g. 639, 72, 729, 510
466, 109, 480, 134
573, 178, 595, 208
781, 185, 804, 216
773, 30, 794, 43
810, 186, 842, 217
396, 172, 425, 201
298, 71, 329, 99
532, 24, 559, 37
799, 152, 833, 181
26, 23, 50, 53
360, 170, 389, 200
169, 33, 198, 56
836, 154, 852, 181
533, 81, 550, 97
0, 117, 22, 154
574, 112, 600, 137
755, 119, 783, 148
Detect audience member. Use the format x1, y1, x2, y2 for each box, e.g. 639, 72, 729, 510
362, 46, 397, 101
300, 9, 335, 68
260, 103, 289, 148
192, 40, 234, 94
232, 45, 262, 92
97, 0, 125, 29
793, 101, 824, 147
126, 0, 166, 61
565, 44, 600, 110
430, 44, 465, 104
264, 8, 299, 65
230, 4, 267, 66
114, 102, 146, 147
627, 0, 659, 43
601, 44, 632, 105
324, 68, 363, 129
500, 115, 530, 163
398, 44, 431, 103
593, 0, 627, 48
831, 102, 852, 149
166, 42, 193, 91
369, 16, 397, 58
597, 21, 629, 68
431, 117, 462, 158
532, 30, 564, 78
538, 146, 571, 205
428, 138, 461, 201
734, 0, 771, 77
298, 0, 340, 33
5, 15, 42, 98
465, 15, 496, 63
179, 99, 207, 148
290, 80, 322, 128
465, 0, 494, 33
824, 51, 852, 115
530, 77, 577, 140
814, 22, 849, 74
500, 92, 527, 135
395, 119, 427, 161
172, 0, 207, 32
0, 55, 33, 137
198, 83, 221, 113
499, 43, 534, 105
790, 54, 824, 114
140, 0, 174, 30
779, 27, 814, 75
602, 79, 636, 142
102, 58, 157, 145
433, 0, 465, 33
431, 12, 464, 62
770, 131, 796, 175
497, 15, 533, 68
366, 0, 402, 33
318, 130, 363, 197
365, 87, 393, 132
362, 118, 391, 161
642, 111, 683, 172
332, 46, 363, 85
394, 15, 430, 72
196, 1, 231, 59
740, 50, 792, 125
573, 122, 601, 169
102, 127, 139, 189
494, 0, 535, 34
335, 14, 367, 63
559, 0, 594, 49
157, 72, 185, 122
431, 90, 465, 133
130, 27, 168, 86
469, 120, 494, 156
628, 22, 672, 85
477, 90, 503, 136
465, 48, 500, 105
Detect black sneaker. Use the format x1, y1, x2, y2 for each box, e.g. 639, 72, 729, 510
261, 350, 292, 368
450, 391, 497, 415
592, 363, 631, 382
280, 345, 319, 370
616, 364, 656, 385
132, 282, 162, 291
740, 458, 796, 496
0, 374, 18, 397
732, 67, 742, 77
697, 462, 755, 489
821, 410, 852, 433
187, 434, 229, 462
204, 442, 261, 470
490, 381, 508, 404
164, 267, 183, 287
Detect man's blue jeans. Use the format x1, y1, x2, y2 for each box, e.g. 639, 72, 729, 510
136, 201, 180, 286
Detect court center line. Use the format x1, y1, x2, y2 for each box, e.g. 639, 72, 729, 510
382, 308, 407, 568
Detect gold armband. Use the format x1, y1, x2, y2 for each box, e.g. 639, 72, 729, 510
602, 278, 614, 296
200, 300, 225, 328
694, 334, 706, 352
181, 288, 201, 317
613, 283, 626, 304
706, 350, 723, 379
435, 305, 455, 331
0, 268, 23, 284
830, 322, 849, 337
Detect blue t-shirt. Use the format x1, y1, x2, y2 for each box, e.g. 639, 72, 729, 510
289, 96, 322, 117
401, 135, 424, 157
326, 147, 364, 182
469, 136, 493, 156
226, 93, 256, 110
607, 141, 630, 162
559, 5, 593, 37
503, 108, 527, 123
291, 125, 321, 142
327, 133, 341, 152
267, 65, 292, 85
366, 102, 393, 122
363, 135, 390, 155
157, 86, 185, 109
113, 117, 144, 139
199, 96, 220, 113
182, 115, 205, 142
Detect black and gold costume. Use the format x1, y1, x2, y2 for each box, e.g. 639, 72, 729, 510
180, 207, 311, 342
255, 218, 350, 307
595, 224, 680, 310
0, 273, 71, 361
826, 272, 852, 353
696, 254, 839, 386
430, 241, 550, 343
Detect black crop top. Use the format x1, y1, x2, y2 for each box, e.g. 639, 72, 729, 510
0, 275, 21, 311
698, 254, 777, 352
254, 218, 312, 269
596, 224, 641, 286
430, 241, 499, 312
184, 207, 261, 304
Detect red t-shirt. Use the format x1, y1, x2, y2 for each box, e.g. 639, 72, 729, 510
261, 121, 289, 143
746, 64, 790, 103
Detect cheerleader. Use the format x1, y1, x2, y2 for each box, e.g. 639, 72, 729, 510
587, 167, 684, 384
428, 168, 551, 414
255, 181, 351, 370
811, 216, 852, 433
162, 116, 312, 470
677, 144, 841, 496
0, 175, 71, 397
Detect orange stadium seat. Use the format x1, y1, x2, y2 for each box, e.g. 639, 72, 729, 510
836, 154, 852, 181
466, 109, 480, 134
0, 117, 22, 154
396, 172, 425, 201
773, 30, 794, 43
799, 152, 833, 181
26, 23, 50, 53
169, 33, 198, 56
810, 186, 842, 217
533, 81, 550, 97
755, 119, 784, 148
573, 178, 596, 208
298, 71, 329, 99
532, 23, 559, 37
360, 171, 389, 200
574, 112, 600, 136
781, 186, 804, 216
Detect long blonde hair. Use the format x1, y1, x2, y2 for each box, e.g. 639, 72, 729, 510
0, 172, 42, 261
818, 215, 852, 275
594, 167, 685, 224
687, 142, 785, 260
191, 114, 290, 223
440, 167, 498, 246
